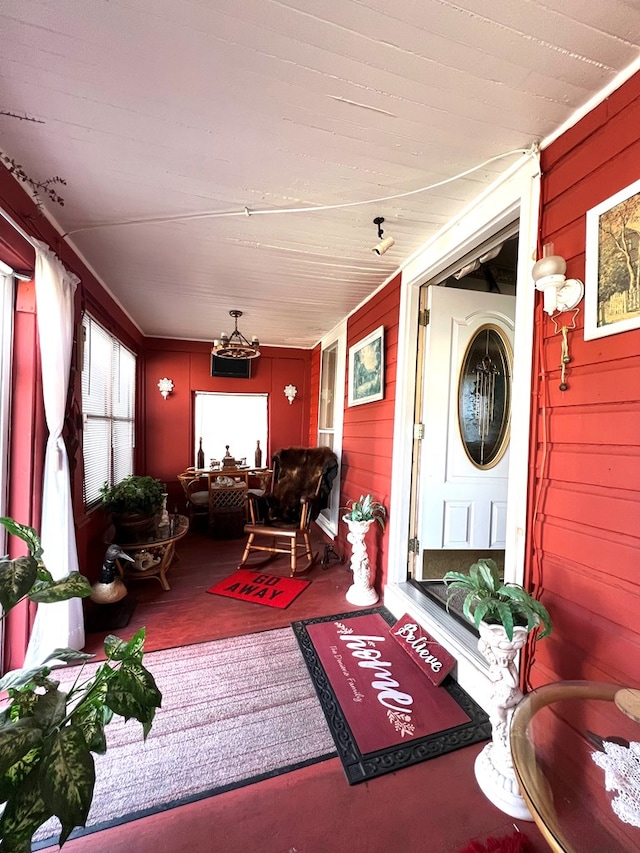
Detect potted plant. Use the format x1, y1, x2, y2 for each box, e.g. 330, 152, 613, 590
342, 495, 386, 606
443, 558, 552, 820
100, 474, 165, 542
442, 557, 552, 641
0, 516, 161, 851
343, 494, 386, 529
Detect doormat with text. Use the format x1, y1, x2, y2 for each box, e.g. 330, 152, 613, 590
207, 569, 311, 609
292, 607, 490, 784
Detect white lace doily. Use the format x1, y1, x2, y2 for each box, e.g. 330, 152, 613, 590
591, 740, 640, 827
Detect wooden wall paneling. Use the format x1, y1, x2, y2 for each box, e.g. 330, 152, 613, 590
524, 69, 640, 692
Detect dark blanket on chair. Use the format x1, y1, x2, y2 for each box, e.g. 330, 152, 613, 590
264, 446, 338, 524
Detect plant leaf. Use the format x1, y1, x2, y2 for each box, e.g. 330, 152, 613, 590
0, 768, 52, 852
0, 518, 43, 559
107, 660, 162, 720
476, 560, 498, 593
0, 744, 42, 805
494, 601, 515, 640
31, 687, 67, 730
0, 665, 52, 693
28, 572, 92, 603
0, 720, 42, 778
41, 647, 95, 667
105, 627, 146, 662
0, 556, 38, 612
39, 725, 95, 845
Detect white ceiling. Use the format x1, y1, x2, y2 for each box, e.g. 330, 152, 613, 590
2, 1, 640, 348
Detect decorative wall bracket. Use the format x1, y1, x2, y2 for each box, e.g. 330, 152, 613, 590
157, 377, 174, 400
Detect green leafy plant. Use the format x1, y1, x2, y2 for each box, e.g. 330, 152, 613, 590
343, 494, 387, 530
0, 517, 162, 851
99, 475, 165, 515
443, 557, 552, 641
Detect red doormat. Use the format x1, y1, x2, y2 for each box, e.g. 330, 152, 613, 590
292, 607, 490, 784
207, 569, 311, 609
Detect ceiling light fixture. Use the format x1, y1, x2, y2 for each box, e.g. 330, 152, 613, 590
372, 217, 395, 256
211, 310, 260, 360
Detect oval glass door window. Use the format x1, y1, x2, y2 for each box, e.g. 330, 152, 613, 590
458, 325, 512, 468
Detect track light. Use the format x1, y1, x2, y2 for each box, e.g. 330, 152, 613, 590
372, 216, 395, 256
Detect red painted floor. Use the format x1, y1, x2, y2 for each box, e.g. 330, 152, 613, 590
59, 529, 551, 853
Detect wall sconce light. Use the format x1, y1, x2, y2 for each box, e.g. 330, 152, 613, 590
372, 216, 395, 256
284, 384, 297, 405
532, 243, 584, 315
157, 377, 174, 400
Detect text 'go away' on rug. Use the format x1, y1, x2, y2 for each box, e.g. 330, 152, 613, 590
207, 568, 310, 608
292, 607, 491, 784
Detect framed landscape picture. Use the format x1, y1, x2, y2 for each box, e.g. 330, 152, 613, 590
585, 177, 640, 340
348, 325, 384, 407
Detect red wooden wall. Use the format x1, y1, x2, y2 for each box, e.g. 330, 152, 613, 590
144, 338, 312, 510
311, 275, 401, 591
522, 72, 640, 691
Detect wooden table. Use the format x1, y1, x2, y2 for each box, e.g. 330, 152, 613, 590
510, 680, 640, 852
116, 515, 189, 591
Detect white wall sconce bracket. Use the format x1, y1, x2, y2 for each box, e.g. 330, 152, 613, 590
284, 384, 297, 405
532, 244, 584, 316
158, 377, 174, 400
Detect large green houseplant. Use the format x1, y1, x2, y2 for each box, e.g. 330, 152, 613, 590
99, 475, 164, 516
0, 517, 162, 852
442, 557, 552, 641
99, 475, 165, 543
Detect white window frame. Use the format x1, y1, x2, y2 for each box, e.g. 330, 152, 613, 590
194, 392, 268, 469
316, 319, 346, 538
81, 314, 136, 506
0, 261, 14, 529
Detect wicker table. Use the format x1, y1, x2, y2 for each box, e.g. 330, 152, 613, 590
116, 515, 189, 591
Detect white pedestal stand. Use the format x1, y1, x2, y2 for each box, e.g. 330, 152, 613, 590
474, 622, 533, 821
343, 517, 379, 606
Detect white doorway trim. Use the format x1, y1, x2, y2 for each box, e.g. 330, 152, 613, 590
384, 154, 541, 710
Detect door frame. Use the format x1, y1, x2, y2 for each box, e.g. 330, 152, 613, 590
384, 155, 541, 710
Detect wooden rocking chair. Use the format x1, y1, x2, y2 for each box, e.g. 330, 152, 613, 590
238, 446, 338, 576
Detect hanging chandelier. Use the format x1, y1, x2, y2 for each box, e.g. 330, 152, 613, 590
211, 309, 260, 360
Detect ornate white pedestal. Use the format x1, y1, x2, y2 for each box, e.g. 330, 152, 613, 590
474, 621, 533, 821
343, 517, 379, 606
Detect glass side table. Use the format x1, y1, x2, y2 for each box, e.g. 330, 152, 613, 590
510, 680, 640, 852
115, 515, 189, 591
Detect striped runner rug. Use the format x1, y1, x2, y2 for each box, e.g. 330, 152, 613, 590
34, 628, 336, 848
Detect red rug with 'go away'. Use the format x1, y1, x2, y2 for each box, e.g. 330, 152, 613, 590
207, 569, 311, 609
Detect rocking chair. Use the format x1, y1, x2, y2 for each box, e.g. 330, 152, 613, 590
238, 446, 338, 576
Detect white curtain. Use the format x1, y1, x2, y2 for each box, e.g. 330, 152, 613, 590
24, 242, 84, 666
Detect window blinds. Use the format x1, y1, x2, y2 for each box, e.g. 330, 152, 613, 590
81, 315, 135, 505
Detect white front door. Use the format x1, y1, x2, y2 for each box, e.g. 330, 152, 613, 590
417, 286, 515, 567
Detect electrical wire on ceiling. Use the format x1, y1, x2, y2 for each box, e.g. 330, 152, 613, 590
63, 146, 539, 236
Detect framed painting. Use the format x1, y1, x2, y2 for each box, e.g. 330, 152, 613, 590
348, 325, 384, 407
585, 177, 640, 340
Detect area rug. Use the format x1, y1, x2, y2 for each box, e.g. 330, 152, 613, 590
207, 568, 310, 608
33, 628, 336, 848
292, 607, 491, 784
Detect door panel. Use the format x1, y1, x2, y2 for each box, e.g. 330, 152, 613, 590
417, 286, 515, 569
